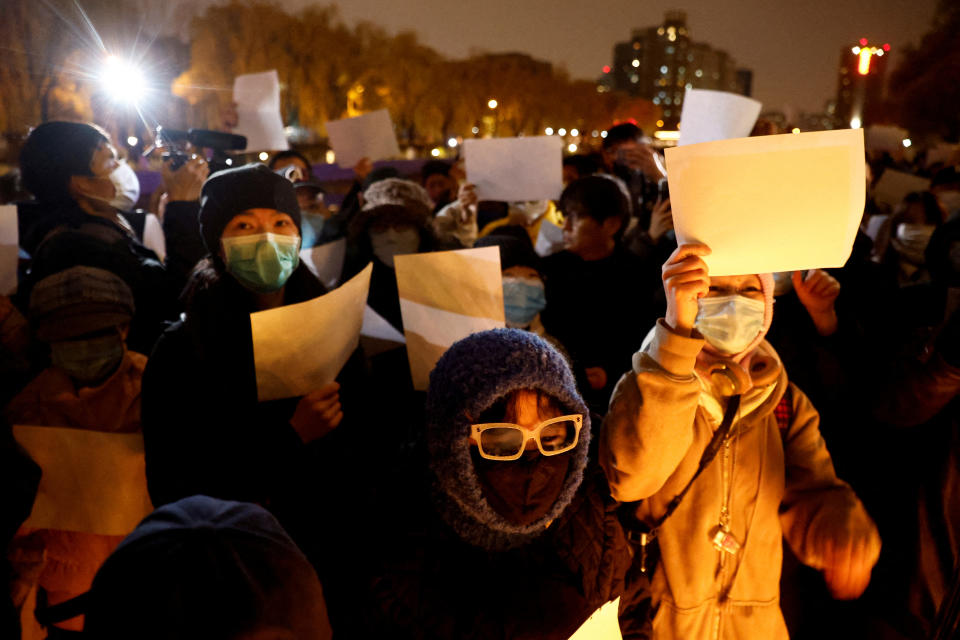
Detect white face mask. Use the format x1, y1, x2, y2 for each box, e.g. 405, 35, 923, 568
694, 294, 766, 356
369, 227, 420, 268
893, 222, 935, 265
107, 162, 141, 212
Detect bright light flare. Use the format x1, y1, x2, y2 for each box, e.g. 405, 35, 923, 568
654, 130, 680, 141
567, 143, 578, 153
545, 127, 554, 135
447, 137, 458, 148
99, 56, 146, 104
902, 138, 912, 148
791, 128, 800, 134
258, 152, 269, 161
431, 148, 441, 157
850, 117, 862, 129
487, 99, 498, 109
858, 48, 872, 75
126, 136, 138, 146
558, 128, 567, 136
570, 128, 579, 137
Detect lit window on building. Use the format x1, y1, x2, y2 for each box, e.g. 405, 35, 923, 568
695, 69, 702, 77
660, 65, 668, 74
678, 66, 685, 74
632, 59, 640, 68
657, 27, 665, 35
666, 46, 675, 54
665, 97, 672, 105
653, 97, 660, 104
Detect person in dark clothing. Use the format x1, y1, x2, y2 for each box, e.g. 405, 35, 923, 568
421, 159, 456, 212
140, 163, 367, 630
16, 122, 179, 355
82, 496, 332, 639
541, 176, 662, 415
363, 329, 649, 639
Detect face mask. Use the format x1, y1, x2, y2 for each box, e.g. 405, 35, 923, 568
299, 212, 325, 250
472, 449, 570, 526
369, 227, 420, 268
695, 294, 766, 356
222, 232, 300, 294
893, 223, 935, 265
50, 332, 125, 385
502, 276, 546, 328
508, 200, 549, 226
108, 162, 140, 212
772, 271, 794, 297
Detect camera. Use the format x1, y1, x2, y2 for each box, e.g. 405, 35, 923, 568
146, 127, 248, 174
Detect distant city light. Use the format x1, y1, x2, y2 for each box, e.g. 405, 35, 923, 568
600, 130, 608, 138
99, 55, 146, 105
656, 120, 664, 128
487, 99, 498, 109
850, 117, 862, 129
258, 152, 269, 161
568, 143, 578, 153
557, 128, 567, 136
883, 43, 891, 52
591, 130, 599, 137
325, 150, 335, 164
654, 130, 680, 141
852, 46, 861, 54
570, 128, 579, 137
126, 136, 138, 146
903, 138, 912, 148
602, 65, 611, 74
631, 59, 640, 68
876, 50, 883, 57
431, 148, 441, 157
858, 48, 873, 75
660, 65, 668, 74
471, 126, 480, 135
859, 37, 868, 46
545, 127, 554, 135
447, 137, 458, 148
225, 158, 233, 166
791, 128, 800, 134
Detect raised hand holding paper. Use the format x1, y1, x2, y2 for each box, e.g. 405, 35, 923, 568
325, 109, 401, 168
678, 88, 762, 147
464, 136, 563, 202
233, 70, 289, 152
666, 128, 865, 276
252, 263, 372, 401
395, 247, 504, 390
1, 205, 17, 295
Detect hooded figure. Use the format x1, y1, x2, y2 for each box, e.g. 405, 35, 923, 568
364, 329, 647, 639
600, 244, 882, 640
82, 496, 332, 640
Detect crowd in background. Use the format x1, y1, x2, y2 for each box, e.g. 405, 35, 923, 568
0, 116, 958, 640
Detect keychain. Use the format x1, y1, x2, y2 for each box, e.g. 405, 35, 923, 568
711, 526, 742, 555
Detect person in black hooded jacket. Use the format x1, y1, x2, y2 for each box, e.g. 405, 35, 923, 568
140, 163, 368, 630
362, 328, 651, 639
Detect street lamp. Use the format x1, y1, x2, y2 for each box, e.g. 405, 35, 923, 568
99, 55, 146, 105
487, 98, 498, 109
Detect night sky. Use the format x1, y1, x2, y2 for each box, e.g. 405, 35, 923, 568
315, 0, 939, 116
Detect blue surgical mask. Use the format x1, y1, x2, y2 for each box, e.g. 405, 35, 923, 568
50, 332, 125, 385
502, 276, 546, 328
299, 212, 326, 250
694, 294, 766, 355
222, 232, 300, 294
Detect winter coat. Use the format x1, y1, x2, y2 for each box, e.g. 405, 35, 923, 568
600, 321, 880, 640
364, 461, 649, 639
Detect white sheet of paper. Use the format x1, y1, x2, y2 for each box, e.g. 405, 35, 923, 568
395, 247, 505, 390
535, 218, 565, 257
361, 305, 406, 343
325, 109, 401, 168
464, 136, 563, 202
678, 89, 762, 146
233, 70, 289, 153
252, 263, 372, 401
0, 205, 18, 295
665, 128, 865, 276
300, 238, 347, 290
872, 170, 931, 209
927, 143, 960, 167
568, 597, 622, 640
13, 426, 152, 536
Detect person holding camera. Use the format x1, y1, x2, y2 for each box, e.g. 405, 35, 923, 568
600, 243, 881, 639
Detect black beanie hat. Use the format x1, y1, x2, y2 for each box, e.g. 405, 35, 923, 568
474, 232, 542, 274
198, 163, 301, 254
19, 122, 108, 203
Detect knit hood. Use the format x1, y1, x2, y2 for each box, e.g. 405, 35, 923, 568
425, 328, 591, 551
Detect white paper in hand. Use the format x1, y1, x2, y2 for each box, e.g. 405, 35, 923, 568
233, 70, 289, 153
678, 88, 762, 147
534, 218, 565, 257
567, 597, 622, 640
300, 238, 347, 290
0, 205, 18, 295
325, 109, 401, 168
464, 136, 563, 202
872, 169, 931, 209
666, 128, 865, 276
252, 264, 372, 401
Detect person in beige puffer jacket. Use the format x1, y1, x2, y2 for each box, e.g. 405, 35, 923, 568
600, 243, 881, 639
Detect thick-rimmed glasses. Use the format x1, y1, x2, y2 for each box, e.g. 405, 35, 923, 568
470, 414, 583, 461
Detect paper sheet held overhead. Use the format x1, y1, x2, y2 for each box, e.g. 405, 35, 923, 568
252, 264, 372, 401
326, 109, 401, 168
464, 136, 563, 202
665, 128, 865, 276
233, 70, 289, 153
678, 89, 762, 147
395, 247, 504, 390
13, 426, 153, 536
0, 205, 17, 295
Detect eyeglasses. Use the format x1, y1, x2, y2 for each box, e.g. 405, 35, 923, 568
470, 414, 583, 461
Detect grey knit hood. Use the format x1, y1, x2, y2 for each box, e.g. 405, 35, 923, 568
426, 328, 591, 551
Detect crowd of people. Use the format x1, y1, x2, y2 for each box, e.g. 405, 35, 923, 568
0, 117, 957, 640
